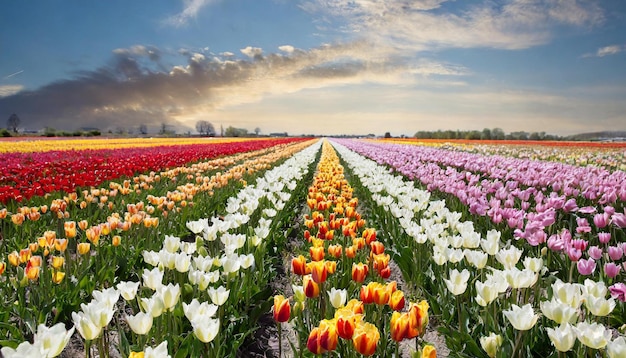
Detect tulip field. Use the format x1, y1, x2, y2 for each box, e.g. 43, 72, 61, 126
0, 137, 625, 357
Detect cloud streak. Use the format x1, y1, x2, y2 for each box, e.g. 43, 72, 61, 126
164, 0, 219, 27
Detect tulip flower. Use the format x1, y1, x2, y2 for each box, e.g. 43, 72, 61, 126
273, 295, 291, 322
609, 283, 626, 302
157, 283, 181, 312
25, 260, 40, 281
303, 275, 320, 298
328, 244, 342, 258
191, 317, 220, 343
208, 286, 230, 306
127, 312, 154, 335
117, 281, 140, 301
546, 323, 576, 352
390, 311, 410, 342
421, 344, 437, 358
32, 322, 75, 358
480, 332, 503, 358
503, 304, 538, 331
307, 319, 339, 354
0, 262, 5, 275
143, 267, 164, 291
389, 290, 405, 311
8, 251, 19, 267
327, 288, 347, 309
72, 311, 103, 340
352, 322, 380, 356
144, 341, 170, 358
51, 271, 65, 284
584, 295, 616, 316
444, 268, 470, 296
309, 260, 328, 283
141, 295, 165, 318
345, 298, 364, 315
352, 262, 368, 283
183, 299, 218, 322
64, 221, 77, 238
577, 258, 596, 275
408, 300, 429, 338
575, 321, 612, 349
50, 256, 65, 270
77, 242, 91, 255
607, 337, 626, 358
291, 255, 309, 275
335, 308, 360, 339
540, 299, 578, 325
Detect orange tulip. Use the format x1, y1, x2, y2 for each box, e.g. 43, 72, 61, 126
352, 263, 369, 283
307, 198, 317, 209
307, 319, 338, 354
77, 242, 91, 255
64, 221, 77, 238
19, 248, 31, 264
0, 262, 5, 275
390, 311, 410, 342
8, 251, 19, 267
309, 261, 328, 284
345, 299, 364, 315
345, 206, 356, 218
372, 282, 391, 306
309, 246, 325, 262
369, 241, 385, 255
352, 237, 365, 250
0, 208, 6, 219
408, 300, 430, 338
378, 266, 391, 279
324, 230, 335, 240
360, 283, 376, 304
29, 242, 39, 253
372, 253, 390, 272
421, 344, 437, 358
112, 235, 121, 247
86, 227, 101, 245
389, 290, 406, 311
363, 228, 377, 244
291, 255, 309, 275
54, 239, 68, 252
352, 322, 379, 356
345, 245, 357, 259
11, 213, 25, 225
324, 260, 336, 275
100, 222, 111, 236
78, 220, 89, 230
44, 230, 57, 246
25, 261, 40, 281
303, 275, 320, 298
273, 295, 291, 323
335, 308, 360, 340
328, 244, 342, 259
29, 255, 42, 267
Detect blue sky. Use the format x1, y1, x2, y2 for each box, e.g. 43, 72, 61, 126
1, 0, 625, 136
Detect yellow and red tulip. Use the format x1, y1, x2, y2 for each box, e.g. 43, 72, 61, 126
273, 295, 291, 323
352, 322, 380, 356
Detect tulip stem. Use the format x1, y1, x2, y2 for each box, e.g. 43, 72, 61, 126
85, 340, 91, 358
278, 322, 283, 358
511, 331, 524, 358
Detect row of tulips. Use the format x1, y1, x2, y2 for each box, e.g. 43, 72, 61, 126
341, 139, 626, 285
0, 137, 304, 203
273, 140, 435, 357
0, 139, 316, 351
332, 139, 626, 357
1, 139, 323, 357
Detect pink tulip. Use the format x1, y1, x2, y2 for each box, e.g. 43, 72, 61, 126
593, 213, 610, 228
547, 234, 564, 252
571, 239, 588, 251
587, 246, 603, 260
609, 283, 626, 302
563, 198, 578, 212
576, 218, 591, 234
612, 213, 626, 228
578, 206, 597, 214
577, 258, 596, 276
568, 247, 583, 262
604, 263, 621, 279
608, 246, 623, 261
603, 206, 615, 216
598, 232, 611, 244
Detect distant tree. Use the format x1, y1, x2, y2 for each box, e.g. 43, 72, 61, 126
481, 128, 492, 140
139, 124, 148, 135
529, 132, 540, 140
7, 113, 20, 133
254, 127, 261, 136
224, 126, 248, 137
492, 128, 505, 140
384, 132, 391, 138
196, 120, 216, 136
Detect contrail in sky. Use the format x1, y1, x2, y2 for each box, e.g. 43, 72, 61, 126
3, 70, 24, 79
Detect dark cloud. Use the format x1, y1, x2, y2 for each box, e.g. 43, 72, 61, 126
0, 41, 395, 133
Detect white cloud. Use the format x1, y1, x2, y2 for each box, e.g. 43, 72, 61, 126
278, 45, 295, 54
164, 0, 218, 27
582, 44, 624, 58
0, 85, 23, 97
241, 46, 263, 58
301, 0, 604, 51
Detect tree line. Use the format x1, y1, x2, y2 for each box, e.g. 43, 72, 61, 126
413, 128, 563, 141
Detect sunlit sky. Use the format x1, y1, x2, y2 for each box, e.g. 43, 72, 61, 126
1, 0, 625, 136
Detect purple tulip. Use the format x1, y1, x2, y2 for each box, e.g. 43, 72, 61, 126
604, 206, 615, 216
575, 218, 592, 234
604, 263, 621, 279
571, 239, 589, 251
547, 234, 564, 252
562, 198, 578, 212
568, 247, 583, 262
577, 258, 596, 276
609, 283, 626, 302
